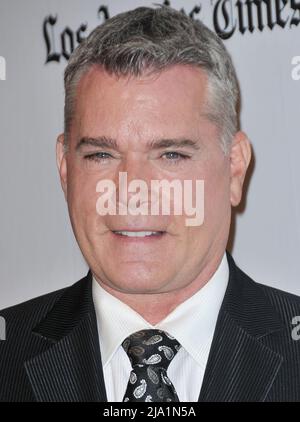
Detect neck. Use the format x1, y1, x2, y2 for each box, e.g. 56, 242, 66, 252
95, 252, 225, 325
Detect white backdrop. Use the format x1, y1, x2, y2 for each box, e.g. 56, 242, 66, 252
0, 0, 299, 309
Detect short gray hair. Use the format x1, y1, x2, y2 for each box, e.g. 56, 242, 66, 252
64, 5, 240, 154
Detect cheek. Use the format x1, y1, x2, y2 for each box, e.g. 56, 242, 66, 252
201, 158, 231, 222
67, 166, 101, 223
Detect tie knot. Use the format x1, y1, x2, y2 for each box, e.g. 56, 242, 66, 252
122, 329, 181, 369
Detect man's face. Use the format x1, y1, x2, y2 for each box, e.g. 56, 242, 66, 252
57, 64, 250, 295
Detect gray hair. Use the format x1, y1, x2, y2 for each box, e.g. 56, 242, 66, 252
64, 5, 240, 154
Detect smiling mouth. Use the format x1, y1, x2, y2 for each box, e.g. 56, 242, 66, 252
112, 230, 165, 238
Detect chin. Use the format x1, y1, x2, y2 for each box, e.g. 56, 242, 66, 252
106, 269, 169, 294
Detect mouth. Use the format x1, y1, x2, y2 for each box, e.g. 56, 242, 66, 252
111, 230, 166, 240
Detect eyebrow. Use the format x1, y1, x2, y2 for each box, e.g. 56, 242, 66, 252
76, 136, 118, 151
76, 136, 201, 152
147, 138, 200, 150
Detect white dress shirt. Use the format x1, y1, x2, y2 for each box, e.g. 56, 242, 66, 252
92, 253, 229, 402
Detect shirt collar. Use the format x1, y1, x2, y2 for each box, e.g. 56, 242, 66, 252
92, 253, 229, 368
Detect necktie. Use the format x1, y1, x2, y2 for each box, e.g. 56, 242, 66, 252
122, 329, 181, 402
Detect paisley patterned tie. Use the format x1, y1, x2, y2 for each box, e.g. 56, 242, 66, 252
122, 329, 181, 402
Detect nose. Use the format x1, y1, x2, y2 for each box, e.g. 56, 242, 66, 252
115, 154, 155, 212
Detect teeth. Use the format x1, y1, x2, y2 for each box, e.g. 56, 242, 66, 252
114, 231, 162, 237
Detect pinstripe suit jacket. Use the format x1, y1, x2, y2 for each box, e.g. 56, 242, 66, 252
0, 252, 300, 402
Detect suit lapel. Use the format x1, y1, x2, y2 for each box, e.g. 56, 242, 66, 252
199, 252, 284, 402
25, 272, 107, 402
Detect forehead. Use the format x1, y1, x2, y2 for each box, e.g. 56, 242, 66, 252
73, 64, 211, 143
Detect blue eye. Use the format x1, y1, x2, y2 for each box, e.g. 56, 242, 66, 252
162, 152, 190, 161
84, 152, 112, 161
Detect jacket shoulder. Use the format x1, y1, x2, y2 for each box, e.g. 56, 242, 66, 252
0, 274, 88, 336
0, 274, 90, 402
0, 286, 66, 331
237, 263, 300, 319
256, 279, 300, 323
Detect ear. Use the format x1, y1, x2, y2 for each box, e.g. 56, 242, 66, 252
56, 133, 68, 200
229, 131, 252, 207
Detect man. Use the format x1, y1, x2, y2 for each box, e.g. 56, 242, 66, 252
0, 5, 299, 402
